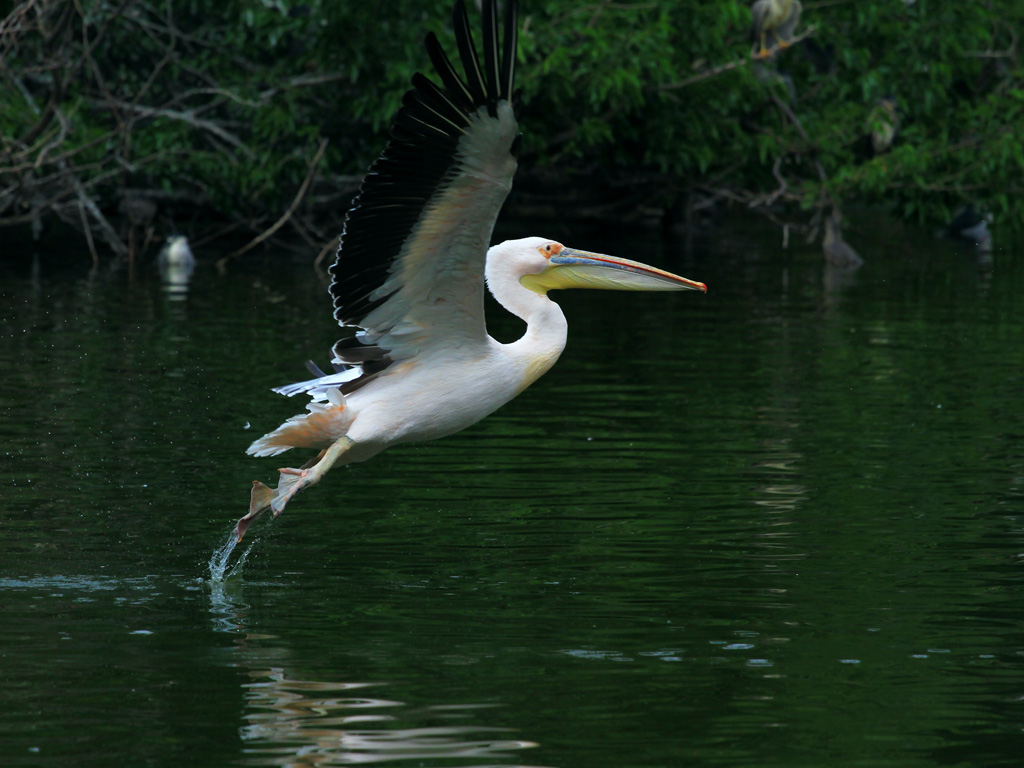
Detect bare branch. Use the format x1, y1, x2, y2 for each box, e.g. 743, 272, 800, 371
77, 197, 99, 266
68, 163, 126, 255
661, 26, 817, 91
89, 98, 255, 157
217, 138, 330, 270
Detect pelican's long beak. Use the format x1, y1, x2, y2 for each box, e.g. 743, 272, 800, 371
521, 247, 707, 294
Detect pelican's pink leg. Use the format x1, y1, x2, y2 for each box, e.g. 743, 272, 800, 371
270, 436, 353, 516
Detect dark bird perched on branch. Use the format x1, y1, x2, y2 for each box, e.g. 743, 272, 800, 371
751, 0, 802, 59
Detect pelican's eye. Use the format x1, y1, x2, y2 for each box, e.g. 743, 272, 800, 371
538, 243, 563, 258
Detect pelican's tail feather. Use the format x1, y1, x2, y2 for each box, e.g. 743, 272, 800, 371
247, 390, 353, 457
273, 369, 361, 400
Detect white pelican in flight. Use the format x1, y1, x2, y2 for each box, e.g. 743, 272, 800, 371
233, 0, 706, 542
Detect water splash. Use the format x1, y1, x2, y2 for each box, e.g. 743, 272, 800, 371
208, 530, 256, 583
207, 530, 257, 633
208, 532, 237, 582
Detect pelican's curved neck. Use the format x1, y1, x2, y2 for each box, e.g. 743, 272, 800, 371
485, 259, 568, 388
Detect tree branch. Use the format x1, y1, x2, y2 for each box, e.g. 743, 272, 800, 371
660, 26, 817, 91
217, 138, 329, 270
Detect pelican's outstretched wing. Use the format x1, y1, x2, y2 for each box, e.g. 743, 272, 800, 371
314, 0, 519, 398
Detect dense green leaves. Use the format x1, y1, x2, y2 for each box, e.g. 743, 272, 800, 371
2, 0, 1023, 253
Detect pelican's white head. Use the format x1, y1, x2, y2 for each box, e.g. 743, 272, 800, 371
485, 236, 558, 292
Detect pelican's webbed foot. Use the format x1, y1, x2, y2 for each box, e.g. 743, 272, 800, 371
232, 481, 276, 542
233, 436, 354, 542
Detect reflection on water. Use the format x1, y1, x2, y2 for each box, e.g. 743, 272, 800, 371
208, 579, 549, 768
239, 668, 541, 768
208, 575, 251, 636
206, 543, 551, 768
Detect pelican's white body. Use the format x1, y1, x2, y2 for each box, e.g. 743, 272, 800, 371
248, 237, 569, 465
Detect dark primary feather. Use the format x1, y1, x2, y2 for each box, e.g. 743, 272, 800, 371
481, 0, 500, 112
452, 0, 488, 105
328, 0, 517, 331
500, 0, 517, 100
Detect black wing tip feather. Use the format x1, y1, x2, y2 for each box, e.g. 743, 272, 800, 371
481, 0, 500, 105
502, 0, 518, 101
328, 0, 519, 330
451, 0, 488, 105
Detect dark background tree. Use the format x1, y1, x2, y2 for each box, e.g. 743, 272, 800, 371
1, 0, 1021, 262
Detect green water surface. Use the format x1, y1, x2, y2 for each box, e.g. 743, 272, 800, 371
1, 218, 1022, 768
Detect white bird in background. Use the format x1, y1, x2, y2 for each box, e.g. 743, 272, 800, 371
158, 234, 194, 268
157, 234, 195, 289
233, 0, 707, 542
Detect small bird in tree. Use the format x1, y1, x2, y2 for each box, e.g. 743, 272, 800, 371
750, 0, 802, 59
868, 97, 900, 156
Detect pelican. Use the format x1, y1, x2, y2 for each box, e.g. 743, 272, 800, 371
233, 0, 707, 542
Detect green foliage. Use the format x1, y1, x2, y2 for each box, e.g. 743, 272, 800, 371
513, 0, 1024, 230
3, 0, 1024, 249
